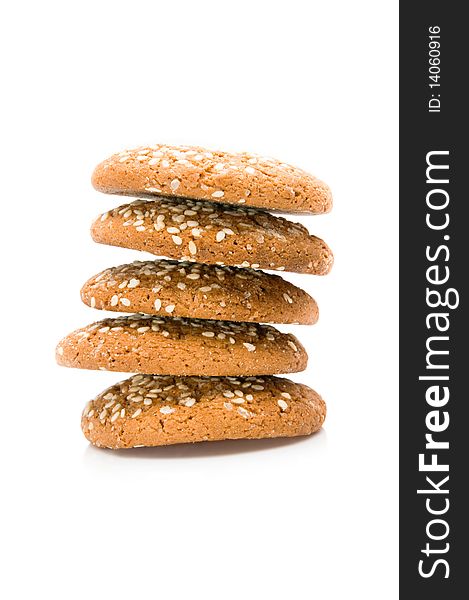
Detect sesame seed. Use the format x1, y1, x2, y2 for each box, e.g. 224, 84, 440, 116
180, 397, 196, 407
216, 231, 226, 242
232, 397, 245, 405
177, 282, 186, 290
212, 190, 225, 198
98, 326, 110, 333
243, 342, 256, 352
120, 409, 126, 418
99, 409, 107, 421
281, 392, 292, 399
283, 293, 293, 304
165, 304, 175, 313
154, 299, 162, 311
188, 240, 197, 255
57, 346, 64, 356
229, 337, 235, 344
223, 391, 235, 398
245, 166, 256, 175
136, 226, 146, 232
245, 394, 254, 401
118, 281, 128, 289
278, 399, 288, 411
202, 331, 215, 337
252, 384, 264, 391
160, 406, 175, 415
224, 402, 233, 410
170, 179, 180, 191
237, 407, 250, 419
88, 422, 94, 430
137, 326, 150, 333
100, 211, 109, 221
172, 235, 183, 245
234, 390, 244, 397
191, 228, 202, 237
187, 273, 200, 280
128, 278, 140, 288
288, 341, 299, 352
90, 297, 96, 308
131, 408, 142, 418
166, 226, 180, 234
144, 398, 153, 405
110, 295, 119, 307
199, 286, 212, 292
111, 412, 120, 422
120, 298, 131, 307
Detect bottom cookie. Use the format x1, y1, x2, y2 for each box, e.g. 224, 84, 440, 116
82, 374, 326, 448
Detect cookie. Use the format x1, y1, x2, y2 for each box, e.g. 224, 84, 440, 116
56, 314, 307, 376
81, 374, 326, 448
91, 143, 332, 214
81, 259, 319, 325
91, 198, 333, 275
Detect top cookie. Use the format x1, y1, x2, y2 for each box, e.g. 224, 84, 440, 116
91, 143, 332, 214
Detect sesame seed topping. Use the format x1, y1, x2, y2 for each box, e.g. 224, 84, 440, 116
170, 179, 180, 191
281, 392, 292, 399
243, 342, 256, 352
278, 399, 288, 411
237, 407, 250, 419
154, 299, 162, 311
137, 326, 150, 333
188, 240, 197, 255
165, 304, 175, 313
202, 331, 215, 337
215, 231, 226, 242
90, 297, 96, 308
160, 406, 175, 415
57, 346, 64, 356
110, 295, 119, 307
288, 341, 299, 352
128, 278, 140, 288
212, 190, 225, 198
131, 408, 142, 418
120, 298, 131, 307
172, 235, 183, 245
283, 293, 293, 304
245, 394, 254, 401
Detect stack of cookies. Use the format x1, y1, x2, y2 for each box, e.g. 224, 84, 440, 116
56, 144, 333, 449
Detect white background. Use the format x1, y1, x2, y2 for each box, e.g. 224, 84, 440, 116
1, 1, 398, 598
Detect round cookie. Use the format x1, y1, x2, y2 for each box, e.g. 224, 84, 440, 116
56, 315, 307, 376
81, 374, 326, 448
81, 259, 319, 325
91, 198, 333, 275
91, 143, 332, 214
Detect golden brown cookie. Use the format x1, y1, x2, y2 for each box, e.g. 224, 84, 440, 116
81, 259, 318, 325
81, 374, 326, 448
91, 198, 333, 275
56, 315, 307, 376
91, 143, 332, 214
